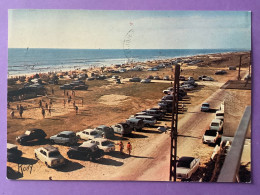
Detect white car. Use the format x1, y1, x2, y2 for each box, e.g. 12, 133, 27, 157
215, 110, 224, 121
34, 145, 66, 168
202, 130, 220, 144
202, 76, 214, 81
182, 84, 194, 91
89, 138, 115, 153
209, 119, 224, 132
140, 79, 151, 83
176, 156, 200, 179
76, 129, 102, 140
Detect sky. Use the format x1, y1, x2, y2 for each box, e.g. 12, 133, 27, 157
8, 10, 251, 49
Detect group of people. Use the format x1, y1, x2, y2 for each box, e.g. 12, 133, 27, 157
63, 90, 79, 114
39, 99, 52, 118
118, 141, 132, 156
10, 104, 24, 118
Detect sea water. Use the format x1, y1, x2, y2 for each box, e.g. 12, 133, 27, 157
8, 48, 246, 76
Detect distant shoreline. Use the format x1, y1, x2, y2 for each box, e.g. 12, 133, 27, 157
8, 50, 250, 79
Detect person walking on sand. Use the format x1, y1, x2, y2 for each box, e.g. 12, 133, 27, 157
63, 99, 66, 108
126, 142, 132, 156
10, 111, 15, 119
41, 108, 45, 118
48, 105, 51, 116
19, 107, 23, 118
39, 100, 42, 108
119, 141, 124, 154
45, 103, 48, 109
75, 105, 78, 114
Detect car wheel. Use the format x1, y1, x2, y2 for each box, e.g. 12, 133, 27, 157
35, 153, 39, 160
50, 139, 55, 144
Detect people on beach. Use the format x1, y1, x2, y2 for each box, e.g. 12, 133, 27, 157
10, 111, 15, 118
126, 142, 132, 156
72, 90, 75, 96
19, 107, 23, 118
45, 103, 48, 109
41, 108, 45, 118
48, 106, 51, 116
75, 105, 78, 114
63, 99, 66, 107
118, 141, 124, 154
39, 100, 42, 108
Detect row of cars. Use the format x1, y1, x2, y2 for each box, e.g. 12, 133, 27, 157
201, 102, 224, 145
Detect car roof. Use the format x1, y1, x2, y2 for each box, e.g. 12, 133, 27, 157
59, 131, 75, 135
97, 125, 108, 128
93, 138, 108, 142
7, 143, 18, 149
202, 103, 209, 105
80, 141, 96, 148
135, 115, 155, 119
43, 145, 59, 152
211, 119, 222, 123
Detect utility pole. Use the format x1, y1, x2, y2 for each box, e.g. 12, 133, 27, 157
238, 55, 242, 80
169, 64, 180, 181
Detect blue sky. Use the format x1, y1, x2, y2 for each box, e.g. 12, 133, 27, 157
8, 10, 251, 49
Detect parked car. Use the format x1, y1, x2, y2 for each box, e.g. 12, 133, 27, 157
60, 84, 72, 90
163, 76, 170, 80
188, 77, 195, 81
198, 75, 207, 80
140, 79, 151, 83
111, 123, 132, 135
67, 141, 104, 161
147, 75, 154, 79
200, 103, 210, 112
16, 128, 47, 145
229, 66, 237, 70
34, 145, 66, 168
176, 157, 200, 180
215, 70, 227, 75
209, 119, 224, 132
144, 109, 164, 119
179, 76, 185, 81
153, 76, 161, 80
202, 76, 214, 81
50, 131, 78, 145
89, 138, 115, 153
129, 77, 141, 82
126, 118, 144, 131
202, 130, 220, 145
94, 125, 114, 139
147, 68, 159, 71
7, 143, 22, 162
150, 107, 167, 115
215, 110, 224, 121
76, 129, 102, 141
182, 84, 194, 91
134, 115, 157, 127
163, 87, 173, 94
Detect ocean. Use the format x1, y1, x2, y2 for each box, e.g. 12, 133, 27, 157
8, 48, 246, 76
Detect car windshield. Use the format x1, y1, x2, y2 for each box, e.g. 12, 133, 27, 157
101, 141, 111, 146
211, 122, 219, 126
202, 104, 209, 107
177, 160, 191, 168
216, 113, 224, 116
205, 130, 217, 136
49, 151, 60, 157
25, 131, 31, 135
90, 131, 98, 135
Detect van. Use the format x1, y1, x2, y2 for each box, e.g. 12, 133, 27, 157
126, 118, 144, 131
135, 115, 157, 127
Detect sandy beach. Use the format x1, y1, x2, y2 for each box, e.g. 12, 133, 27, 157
7, 51, 251, 181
